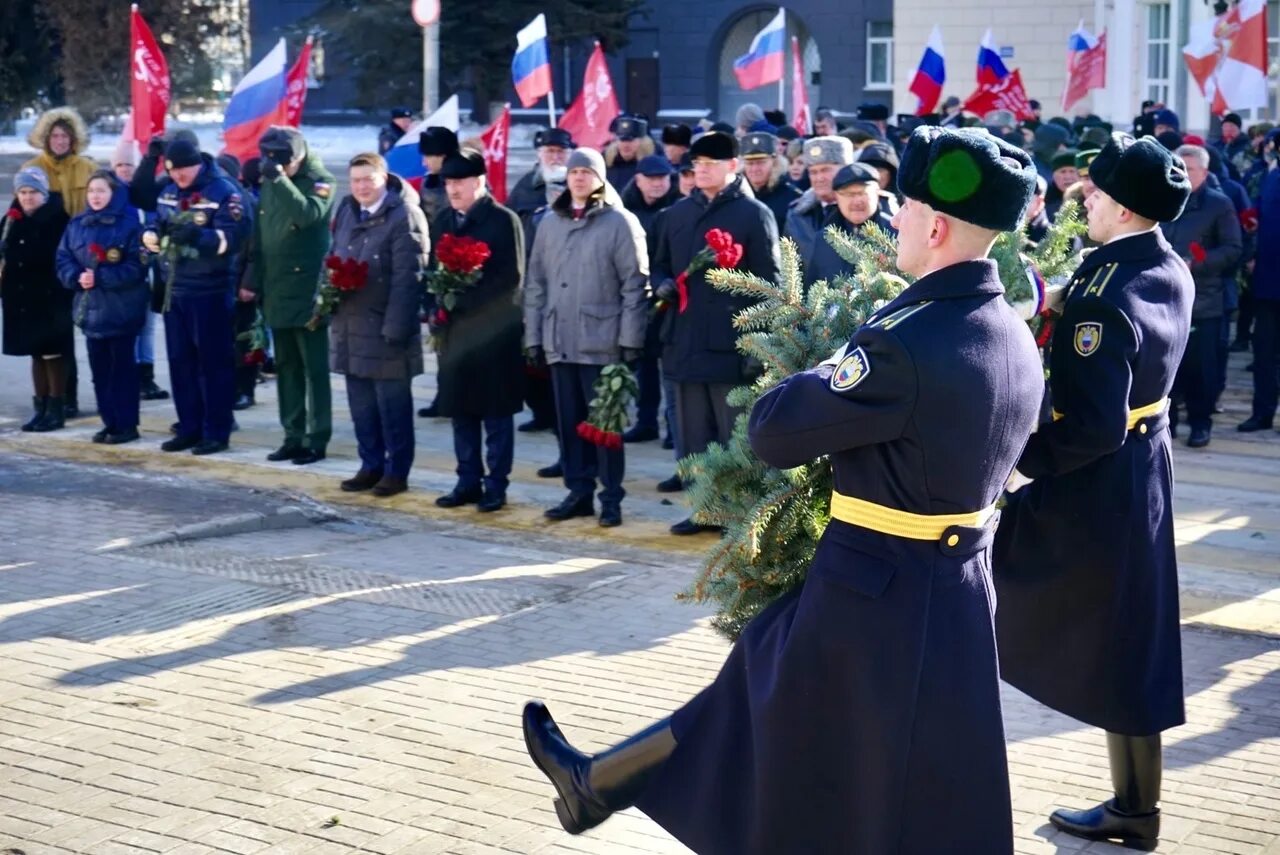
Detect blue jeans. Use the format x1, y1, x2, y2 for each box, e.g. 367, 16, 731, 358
135, 310, 157, 364
88, 335, 139, 432
165, 291, 235, 443
345, 375, 415, 478
452, 415, 514, 495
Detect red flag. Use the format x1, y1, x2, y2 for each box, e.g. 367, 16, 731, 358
285, 37, 313, 127
481, 104, 511, 203
130, 5, 170, 142
963, 68, 1035, 121
558, 42, 620, 150
790, 37, 811, 135
1061, 30, 1107, 113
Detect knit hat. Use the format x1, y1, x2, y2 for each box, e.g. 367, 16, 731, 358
164, 138, 202, 170
1152, 108, 1180, 131
897, 126, 1037, 232
566, 147, 607, 183
637, 155, 674, 177
216, 154, 242, 181
735, 102, 766, 130
112, 137, 139, 168
14, 166, 49, 195
1088, 132, 1191, 222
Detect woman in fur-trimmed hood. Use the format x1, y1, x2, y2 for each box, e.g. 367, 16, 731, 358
23, 107, 98, 218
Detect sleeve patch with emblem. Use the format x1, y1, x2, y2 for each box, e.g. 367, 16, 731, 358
227, 193, 244, 221
830, 346, 872, 392
1073, 321, 1103, 356
314, 182, 332, 199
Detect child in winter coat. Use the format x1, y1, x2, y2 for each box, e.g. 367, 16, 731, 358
56, 171, 149, 444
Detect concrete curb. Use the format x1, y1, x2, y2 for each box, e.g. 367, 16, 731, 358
95, 505, 331, 553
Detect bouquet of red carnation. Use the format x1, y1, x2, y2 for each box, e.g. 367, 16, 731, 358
307, 254, 371, 330
426, 233, 491, 311
5, 208, 21, 221
1241, 208, 1260, 232
657, 228, 744, 313
1188, 241, 1207, 265
74, 243, 110, 326
575, 363, 639, 451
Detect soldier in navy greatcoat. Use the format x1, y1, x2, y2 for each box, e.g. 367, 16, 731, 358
995, 133, 1194, 851
520, 126, 1044, 854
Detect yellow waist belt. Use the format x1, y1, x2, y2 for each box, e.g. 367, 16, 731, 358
1050, 397, 1169, 431
829, 491, 997, 541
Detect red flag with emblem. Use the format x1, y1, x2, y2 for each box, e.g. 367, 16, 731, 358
558, 42, 620, 150
284, 36, 313, 127
790, 37, 811, 135
480, 103, 511, 203
130, 5, 170, 141
962, 68, 1035, 121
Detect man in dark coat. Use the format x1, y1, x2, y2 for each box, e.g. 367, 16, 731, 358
605, 116, 651, 191
995, 133, 1194, 851
377, 108, 413, 155
413, 125, 459, 420
431, 150, 526, 513
653, 132, 781, 535
783, 135, 854, 263
805, 163, 897, 285
1241, 129, 1280, 433
249, 127, 336, 465
329, 153, 430, 497
521, 126, 1044, 853
1161, 144, 1242, 447
740, 131, 800, 232
143, 139, 251, 455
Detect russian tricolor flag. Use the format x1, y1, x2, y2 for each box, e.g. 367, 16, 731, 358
512, 14, 553, 108
222, 38, 289, 164
977, 28, 1010, 85
385, 95, 461, 188
909, 26, 946, 115
733, 9, 786, 91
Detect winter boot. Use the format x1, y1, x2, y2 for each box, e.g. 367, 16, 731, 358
21, 397, 46, 432
31, 397, 65, 432
1049, 732, 1161, 851
139, 362, 170, 400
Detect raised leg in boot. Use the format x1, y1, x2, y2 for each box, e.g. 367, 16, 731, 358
1050, 732, 1161, 850
522, 701, 675, 835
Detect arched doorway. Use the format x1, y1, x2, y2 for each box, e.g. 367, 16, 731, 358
716, 8, 821, 124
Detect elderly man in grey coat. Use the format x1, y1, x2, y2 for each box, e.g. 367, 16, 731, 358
329, 152, 431, 497
524, 147, 648, 527
783, 135, 854, 263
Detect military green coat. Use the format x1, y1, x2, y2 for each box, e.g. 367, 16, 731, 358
251, 155, 336, 328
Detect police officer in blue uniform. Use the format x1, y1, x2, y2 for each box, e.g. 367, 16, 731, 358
142, 139, 250, 455
521, 126, 1044, 854
995, 133, 1193, 851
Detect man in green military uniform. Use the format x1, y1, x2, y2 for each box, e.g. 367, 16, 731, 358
248, 126, 335, 465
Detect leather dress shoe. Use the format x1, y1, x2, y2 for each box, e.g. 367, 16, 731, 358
478, 491, 507, 513
436, 485, 483, 508
656, 474, 683, 493
518, 419, 554, 433
1049, 799, 1159, 851
161, 435, 200, 452
371, 475, 409, 497
661, 435, 674, 450
267, 444, 304, 462
104, 428, 140, 445
1238, 416, 1274, 432
1187, 427, 1211, 448
92, 427, 111, 444
670, 517, 721, 536
417, 402, 440, 418
545, 492, 594, 521
622, 425, 658, 443
340, 470, 383, 492
191, 440, 229, 456
292, 449, 325, 465
598, 503, 622, 527
537, 461, 563, 479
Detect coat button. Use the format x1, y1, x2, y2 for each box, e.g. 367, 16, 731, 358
946, 534, 960, 547
293, 266, 301, 273
1139, 423, 1148, 435
560, 282, 568, 289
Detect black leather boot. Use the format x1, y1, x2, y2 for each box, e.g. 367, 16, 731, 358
522, 701, 675, 835
31, 397, 65, 432
1050, 732, 1161, 851
21, 397, 46, 432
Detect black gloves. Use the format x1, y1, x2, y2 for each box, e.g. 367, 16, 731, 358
620, 347, 643, 365
168, 222, 203, 247
260, 158, 283, 181
147, 136, 166, 159
654, 279, 677, 302
525, 345, 547, 368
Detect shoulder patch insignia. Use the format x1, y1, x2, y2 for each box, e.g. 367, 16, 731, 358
1073, 322, 1103, 357
105, 247, 121, 264
830, 346, 872, 392
314, 182, 332, 199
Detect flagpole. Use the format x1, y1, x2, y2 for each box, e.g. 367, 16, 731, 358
547, 90, 557, 128
778, 8, 787, 111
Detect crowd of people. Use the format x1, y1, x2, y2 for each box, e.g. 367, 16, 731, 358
2, 95, 1275, 528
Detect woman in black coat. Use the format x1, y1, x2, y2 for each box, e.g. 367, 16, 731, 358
2, 167, 72, 431
430, 150, 526, 512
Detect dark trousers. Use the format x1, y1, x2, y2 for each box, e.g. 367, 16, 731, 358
1250, 298, 1280, 423
345, 375, 415, 478
525, 369, 557, 427
233, 300, 259, 399
452, 415, 514, 495
274, 326, 332, 451
1236, 288, 1254, 345
634, 354, 661, 431
1215, 315, 1230, 405
551, 362, 624, 504
675, 380, 741, 458
166, 291, 235, 443
86, 335, 139, 432
1174, 320, 1219, 432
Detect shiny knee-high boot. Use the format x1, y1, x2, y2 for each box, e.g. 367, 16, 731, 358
1050, 732, 1162, 851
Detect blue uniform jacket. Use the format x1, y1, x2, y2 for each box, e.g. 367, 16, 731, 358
1252, 167, 1280, 300
995, 228, 1193, 735
151, 154, 249, 297
55, 186, 149, 340
636, 259, 1044, 855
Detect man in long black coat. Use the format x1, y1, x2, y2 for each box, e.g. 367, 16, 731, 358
521, 126, 1045, 853
430, 150, 526, 513
995, 133, 1194, 851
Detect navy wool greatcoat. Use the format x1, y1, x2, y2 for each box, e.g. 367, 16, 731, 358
995, 229, 1193, 736
635, 259, 1044, 855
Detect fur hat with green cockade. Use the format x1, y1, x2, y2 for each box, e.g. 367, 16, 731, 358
897, 126, 1037, 232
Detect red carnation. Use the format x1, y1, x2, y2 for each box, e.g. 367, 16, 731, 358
675, 272, 690, 314
433, 308, 449, 326
437, 234, 492, 273
715, 244, 744, 269
178, 198, 190, 212
190, 192, 203, 204
325, 255, 342, 272
1188, 241, 1207, 265
6, 208, 21, 221
88, 243, 108, 263
242, 348, 267, 366
1241, 208, 1259, 231
705, 228, 735, 253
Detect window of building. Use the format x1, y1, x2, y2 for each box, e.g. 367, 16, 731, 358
867, 22, 893, 90
1144, 2, 1172, 106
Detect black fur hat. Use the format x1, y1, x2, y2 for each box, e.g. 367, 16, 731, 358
897, 126, 1036, 231
1089, 132, 1191, 222
689, 131, 738, 161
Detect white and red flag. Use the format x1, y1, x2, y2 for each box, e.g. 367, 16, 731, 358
1184, 0, 1268, 115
